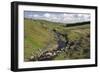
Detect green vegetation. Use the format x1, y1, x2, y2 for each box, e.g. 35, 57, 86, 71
65, 21, 90, 27
24, 18, 90, 61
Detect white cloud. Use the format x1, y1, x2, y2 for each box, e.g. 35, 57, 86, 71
33, 14, 39, 18
63, 13, 73, 20
42, 13, 90, 23
62, 13, 91, 23
25, 11, 90, 23
44, 13, 50, 18
27, 14, 33, 18
84, 14, 90, 19
78, 14, 83, 17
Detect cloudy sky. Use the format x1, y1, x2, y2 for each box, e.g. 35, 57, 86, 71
24, 11, 90, 24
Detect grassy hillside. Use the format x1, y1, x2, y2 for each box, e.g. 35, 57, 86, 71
24, 19, 90, 61
54, 25, 90, 59
24, 19, 59, 60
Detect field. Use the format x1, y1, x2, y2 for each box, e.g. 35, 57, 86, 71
24, 18, 90, 61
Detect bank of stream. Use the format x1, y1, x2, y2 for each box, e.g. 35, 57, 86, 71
28, 29, 70, 61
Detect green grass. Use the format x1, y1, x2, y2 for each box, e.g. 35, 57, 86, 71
24, 19, 58, 60
24, 18, 90, 61
53, 24, 90, 60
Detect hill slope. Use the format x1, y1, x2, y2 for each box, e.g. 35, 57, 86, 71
24, 19, 90, 61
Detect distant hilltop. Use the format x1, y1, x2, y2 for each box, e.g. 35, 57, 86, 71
24, 18, 90, 26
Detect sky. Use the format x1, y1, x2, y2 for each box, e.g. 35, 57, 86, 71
24, 11, 90, 24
